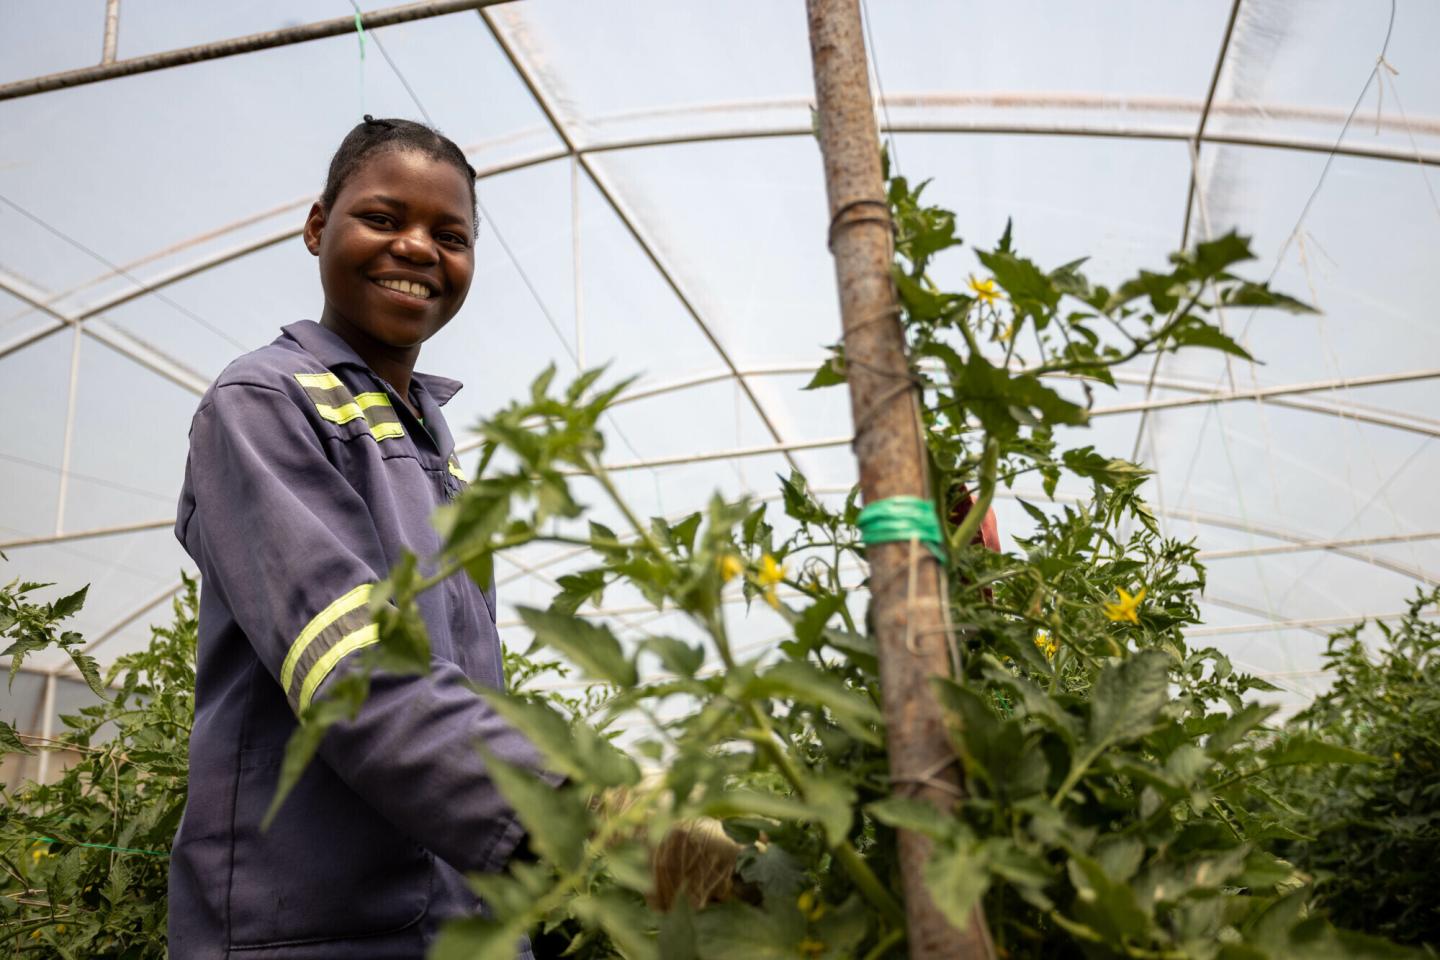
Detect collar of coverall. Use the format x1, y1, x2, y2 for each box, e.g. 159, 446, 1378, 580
282, 319, 465, 407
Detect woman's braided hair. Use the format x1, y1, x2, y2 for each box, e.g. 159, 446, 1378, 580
321, 115, 478, 235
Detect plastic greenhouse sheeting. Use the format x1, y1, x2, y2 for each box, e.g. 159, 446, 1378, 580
2, 0, 1438, 735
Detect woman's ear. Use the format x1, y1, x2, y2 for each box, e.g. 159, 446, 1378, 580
302, 202, 326, 257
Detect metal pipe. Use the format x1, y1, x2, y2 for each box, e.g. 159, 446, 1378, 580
0, 271, 208, 394
1188, 608, 1434, 637
1196, 529, 1440, 561
54, 326, 83, 535
101, 0, 121, 65
0, 0, 512, 102
0, 518, 174, 551
35, 675, 57, 784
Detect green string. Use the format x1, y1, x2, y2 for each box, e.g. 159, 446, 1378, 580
27, 836, 168, 858
856, 496, 946, 562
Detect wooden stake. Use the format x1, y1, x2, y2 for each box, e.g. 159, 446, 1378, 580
804, 2, 996, 956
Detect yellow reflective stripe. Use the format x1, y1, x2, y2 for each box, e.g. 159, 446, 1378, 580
297, 623, 380, 712
313, 401, 366, 425
280, 584, 371, 694
370, 421, 405, 441
447, 459, 467, 482
311, 392, 396, 427
294, 371, 343, 390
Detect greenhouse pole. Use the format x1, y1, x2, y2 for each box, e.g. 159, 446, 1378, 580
805, 1, 995, 957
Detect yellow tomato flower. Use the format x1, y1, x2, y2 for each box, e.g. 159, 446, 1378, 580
968, 275, 1001, 306
55, 924, 65, 933
799, 937, 826, 957
757, 554, 786, 610
797, 889, 827, 921
1102, 587, 1146, 625
718, 553, 744, 584
1034, 630, 1058, 659
757, 554, 785, 587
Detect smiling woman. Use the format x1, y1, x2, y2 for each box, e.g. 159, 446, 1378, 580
303, 115, 479, 416
161, 115, 559, 960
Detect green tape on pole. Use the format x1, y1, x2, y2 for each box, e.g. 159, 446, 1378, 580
856, 496, 946, 562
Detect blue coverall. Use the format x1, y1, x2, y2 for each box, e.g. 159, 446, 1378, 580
171, 320, 547, 958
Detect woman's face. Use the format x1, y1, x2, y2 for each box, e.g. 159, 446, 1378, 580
304, 148, 475, 351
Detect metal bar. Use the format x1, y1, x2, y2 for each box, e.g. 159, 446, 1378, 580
1196, 529, 1440, 561
1187, 608, 1433, 637
0, 0, 512, 102
0, 272, 208, 394
5, 118, 1431, 366
0, 224, 299, 364
454, 363, 1440, 465
101, 0, 121, 64
478, 7, 802, 474
0, 518, 173, 551
35, 675, 57, 784
54, 327, 83, 535
1093, 368, 1440, 419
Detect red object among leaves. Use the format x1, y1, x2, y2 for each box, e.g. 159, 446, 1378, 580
949, 485, 1000, 603
949, 485, 1000, 552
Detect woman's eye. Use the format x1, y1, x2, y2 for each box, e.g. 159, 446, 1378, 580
361, 214, 393, 227
439, 233, 469, 247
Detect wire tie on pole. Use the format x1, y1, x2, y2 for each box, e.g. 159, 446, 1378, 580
827, 197, 892, 251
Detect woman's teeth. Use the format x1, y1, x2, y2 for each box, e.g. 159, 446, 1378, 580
375, 278, 433, 299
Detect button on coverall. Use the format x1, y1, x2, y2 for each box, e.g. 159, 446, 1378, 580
172, 320, 547, 958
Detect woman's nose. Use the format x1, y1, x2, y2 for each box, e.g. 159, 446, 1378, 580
390, 229, 437, 264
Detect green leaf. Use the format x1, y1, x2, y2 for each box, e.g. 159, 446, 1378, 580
430, 916, 526, 960
480, 749, 588, 871
1260, 735, 1382, 769
1088, 650, 1171, 750
868, 796, 953, 840
478, 690, 638, 789
1205, 703, 1277, 757
1166, 315, 1256, 361
658, 897, 700, 960
50, 585, 88, 620
1188, 232, 1255, 279
924, 836, 991, 931
644, 635, 706, 678
736, 839, 806, 905
694, 901, 804, 960
573, 891, 659, 960
1066, 853, 1151, 944
517, 606, 637, 687
803, 354, 847, 391
0, 719, 32, 755
975, 248, 1061, 321
753, 660, 882, 746
550, 568, 607, 616
1221, 282, 1316, 313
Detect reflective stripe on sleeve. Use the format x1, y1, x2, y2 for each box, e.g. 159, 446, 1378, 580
294, 373, 405, 442
447, 455, 467, 483
298, 624, 381, 713
281, 583, 375, 712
